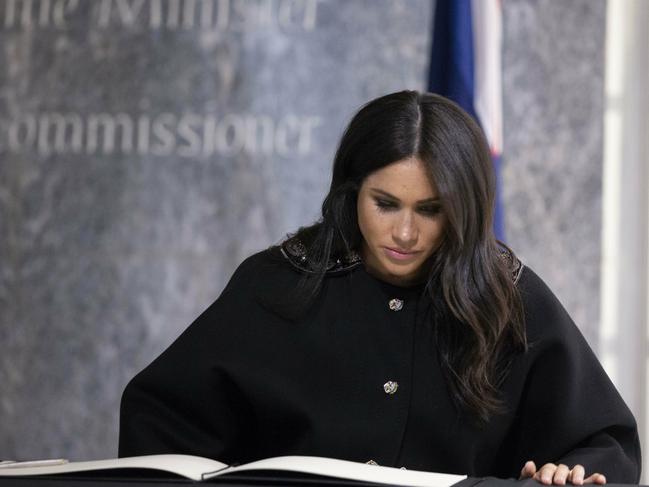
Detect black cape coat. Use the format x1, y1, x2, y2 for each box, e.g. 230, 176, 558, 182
118, 243, 641, 482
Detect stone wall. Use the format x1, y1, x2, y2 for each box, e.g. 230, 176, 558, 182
0, 0, 605, 461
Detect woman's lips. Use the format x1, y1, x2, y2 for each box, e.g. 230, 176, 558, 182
383, 247, 420, 261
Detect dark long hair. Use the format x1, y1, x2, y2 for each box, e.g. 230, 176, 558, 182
291, 90, 526, 422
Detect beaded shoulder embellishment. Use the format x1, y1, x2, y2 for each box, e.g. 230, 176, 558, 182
498, 245, 524, 284
280, 236, 362, 275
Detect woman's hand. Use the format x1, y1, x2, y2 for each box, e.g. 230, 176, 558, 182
519, 461, 607, 485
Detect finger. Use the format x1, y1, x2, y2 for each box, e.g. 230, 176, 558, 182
584, 473, 606, 485
535, 463, 558, 485
520, 460, 537, 479
552, 464, 570, 485
570, 465, 585, 485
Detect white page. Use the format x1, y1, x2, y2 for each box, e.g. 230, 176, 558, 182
0, 454, 228, 481
220, 456, 466, 487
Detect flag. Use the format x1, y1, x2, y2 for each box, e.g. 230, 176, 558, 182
428, 0, 505, 241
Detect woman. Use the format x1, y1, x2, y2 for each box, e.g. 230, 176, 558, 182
119, 91, 640, 484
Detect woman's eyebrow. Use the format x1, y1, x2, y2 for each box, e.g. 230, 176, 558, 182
369, 188, 440, 204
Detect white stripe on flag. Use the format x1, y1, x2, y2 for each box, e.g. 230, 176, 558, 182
471, 0, 503, 156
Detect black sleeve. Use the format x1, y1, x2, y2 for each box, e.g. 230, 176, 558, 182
118, 253, 264, 462
501, 267, 641, 483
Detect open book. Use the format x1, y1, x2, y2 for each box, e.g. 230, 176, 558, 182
0, 454, 466, 487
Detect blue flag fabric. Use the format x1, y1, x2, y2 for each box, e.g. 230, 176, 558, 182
427, 0, 506, 241
428, 0, 478, 121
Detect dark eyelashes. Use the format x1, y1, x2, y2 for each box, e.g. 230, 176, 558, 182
418, 206, 442, 216
373, 198, 442, 216
375, 199, 397, 209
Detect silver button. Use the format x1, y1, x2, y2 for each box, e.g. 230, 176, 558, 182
388, 298, 403, 311
383, 381, 399, 395
366, 460, 379, 466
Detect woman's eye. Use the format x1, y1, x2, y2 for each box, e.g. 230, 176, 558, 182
375, 199, 398, 211
418, 205, 442, 216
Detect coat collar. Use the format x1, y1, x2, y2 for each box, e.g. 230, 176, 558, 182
279, 236, 362, 275
280, 235, 523, 283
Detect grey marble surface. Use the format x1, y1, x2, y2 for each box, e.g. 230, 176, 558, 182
0, 0, 606, 464
501, 0, 605, 345
0, 0, 433, 461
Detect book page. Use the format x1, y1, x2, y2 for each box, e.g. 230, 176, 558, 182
0, 454, 228, 481
218, 456, 466, 487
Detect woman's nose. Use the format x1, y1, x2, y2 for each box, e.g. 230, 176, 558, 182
393, 212, 418, 246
